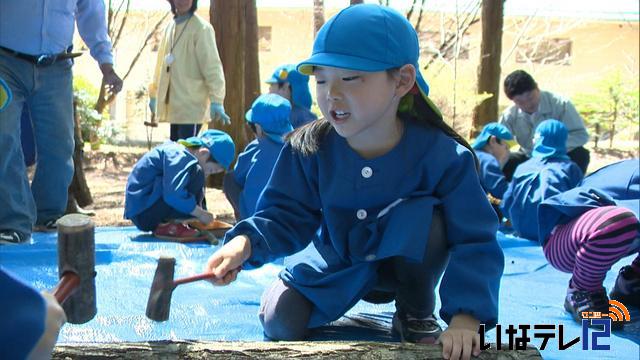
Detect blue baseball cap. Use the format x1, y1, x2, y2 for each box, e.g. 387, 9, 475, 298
265, 64, 313, 109
180, 129, 236, 170
0, 77, 12, 111
297, 4, 440, 116
246, 93, 293, 144
472, 123, 514, 150
532, 119, 569, 160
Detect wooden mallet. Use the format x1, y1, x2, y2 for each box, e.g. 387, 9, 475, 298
145, 256, 220, 322
55, 214, 97, 324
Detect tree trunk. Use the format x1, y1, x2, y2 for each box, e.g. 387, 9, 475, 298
471, 0, 504, 138
53, 340, 542, 359
244, 0, 261, 115
313, 0, 325, 37
209, 0, 258, 187
67, 97, 93, 212
350, 0, 365, 4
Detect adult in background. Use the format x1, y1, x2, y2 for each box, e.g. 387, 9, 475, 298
499, 70, 590, 179
0, 0, 123, 243
148, 0, 229, 141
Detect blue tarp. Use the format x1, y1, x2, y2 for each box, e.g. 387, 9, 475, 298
0, 227, 637, 358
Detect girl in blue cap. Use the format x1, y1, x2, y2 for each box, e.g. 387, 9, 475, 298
472, 122, 514, 205
223, 93, 293, 221
266, 64, 318, 129
205, 5, 503, 359
538, 159, 639, 328
124, 129, 235, 240
501, 119, 584, 240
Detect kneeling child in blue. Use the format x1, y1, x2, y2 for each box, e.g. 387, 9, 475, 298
203, 5, 504, 360
472, 122, 513, 204
224, 93, 293, 221
124, 129, 235, 239
266, 64, 317, 128
501, 119, 583, 240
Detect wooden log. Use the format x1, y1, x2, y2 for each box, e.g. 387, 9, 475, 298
57, 214, 97, 324
53, 340, 542, 359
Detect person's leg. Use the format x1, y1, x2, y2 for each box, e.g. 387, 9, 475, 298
29, 59, 74, 226
567, 146, 590, 174
259, 278, 313, 340
543, 206, 639, 324
501, 150, 529, 181
0, 51, 37, 241
170, 124, 202, 142
222, 170, 242, 221
20, 107, 36, 167
391, 208, 450, 343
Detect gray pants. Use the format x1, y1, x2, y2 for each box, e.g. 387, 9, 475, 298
259, 208, 449, 340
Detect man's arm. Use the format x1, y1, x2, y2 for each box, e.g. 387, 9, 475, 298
75, 0, 113, 65
76, 0, 123, 95
561, 100, 590, 150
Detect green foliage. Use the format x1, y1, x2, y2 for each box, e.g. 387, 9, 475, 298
573, 70, 639, 147
73, 76, 120, 145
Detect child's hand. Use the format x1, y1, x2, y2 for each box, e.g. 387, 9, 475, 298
28, 291, 66, 360
204, 235, 251, 286
191, 206, 214, 225
437, 314, 481, 360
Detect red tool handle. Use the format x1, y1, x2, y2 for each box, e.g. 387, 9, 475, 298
53, 272, 81, 304
173, 267, 242, 287
173, 272, 217, 286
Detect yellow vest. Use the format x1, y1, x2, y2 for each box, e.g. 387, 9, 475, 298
149, 14, 226, 124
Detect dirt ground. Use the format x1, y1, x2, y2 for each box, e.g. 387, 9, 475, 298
81, 144, 637, 227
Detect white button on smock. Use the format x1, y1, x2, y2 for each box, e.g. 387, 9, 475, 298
356, 209, 367, 220
361, 166, 373, 178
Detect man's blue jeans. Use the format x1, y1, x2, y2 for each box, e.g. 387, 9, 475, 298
0, 50, 74, 238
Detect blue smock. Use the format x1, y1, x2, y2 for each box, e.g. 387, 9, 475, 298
233, 138, 285, 220
224, 119, 504, 328
290, 104, 317, 129
476, 150, 509, 199
537, 159, 639, 246
501, 157, 583, 241
124, 142, 203, 219
0, 268, 46, 359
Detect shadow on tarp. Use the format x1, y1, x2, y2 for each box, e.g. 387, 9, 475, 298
0, 227, 637, 359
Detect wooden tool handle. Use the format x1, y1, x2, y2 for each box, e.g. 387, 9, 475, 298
173, 272, 218, 286
53, 272, 81, 304
144, 113, 158, 127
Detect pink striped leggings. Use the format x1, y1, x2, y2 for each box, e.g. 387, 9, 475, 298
543, 206, 640, 291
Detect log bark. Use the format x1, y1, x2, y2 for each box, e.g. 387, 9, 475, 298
471, 0, 504, 138
57, 214, 97, 324
53, 340, 542, 359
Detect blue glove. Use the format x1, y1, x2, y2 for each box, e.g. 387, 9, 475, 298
210, 102, 231, 126
148, 97, 156, 114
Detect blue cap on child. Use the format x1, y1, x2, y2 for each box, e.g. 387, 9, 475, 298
472, 122, 514, 150
246, 93, 293, 144
265, 64, 313, 109
0, 77, 12, 111
180, 129, 236, 170
532, 119, 569, 160
297, 4, 440, 116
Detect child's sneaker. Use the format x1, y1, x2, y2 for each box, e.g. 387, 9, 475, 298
609, 266, 640, 308
0, 230, 27, 244
153, 222, 206, 241
564, 286, 623, 329
392, 312, 442, 344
